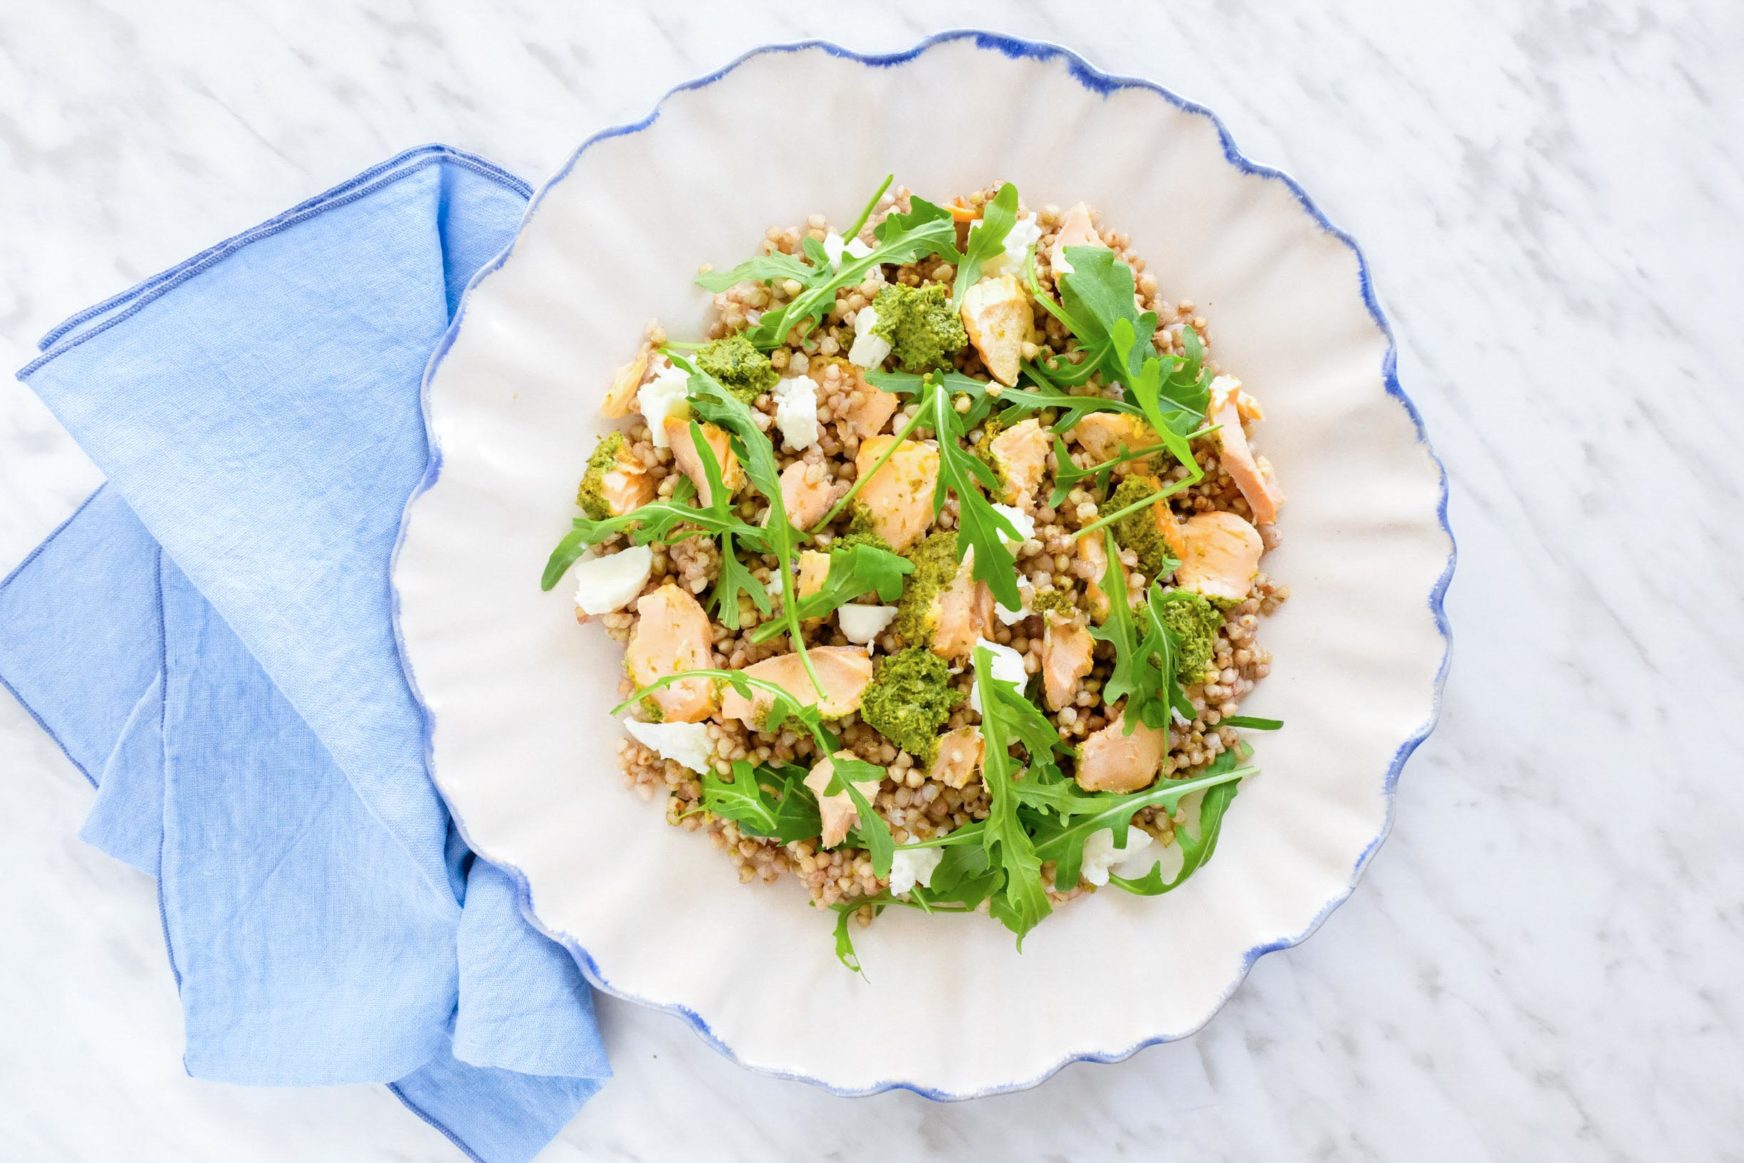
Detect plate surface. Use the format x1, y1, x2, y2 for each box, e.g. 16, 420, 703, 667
393, 31, 1454, 1098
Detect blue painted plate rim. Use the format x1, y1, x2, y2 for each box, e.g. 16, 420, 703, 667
390, 27, 1458, 1102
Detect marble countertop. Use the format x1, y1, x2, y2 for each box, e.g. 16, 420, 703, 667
3, 2, 1740, 1159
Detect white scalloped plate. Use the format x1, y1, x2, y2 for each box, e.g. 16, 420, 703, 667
393, 32, 1454, 1099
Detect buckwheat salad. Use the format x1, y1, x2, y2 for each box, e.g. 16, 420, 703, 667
542, 177, 1288, 969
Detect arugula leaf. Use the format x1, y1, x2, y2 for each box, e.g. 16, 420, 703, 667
972, 645, 1053, 945
667, 351, 823, 696
951, 182, 1018, 307
1055, 244, 1159, 387
871, 195, 962, 265
747, 543, 913, 644
828, 755, 894, 879
1109, 777, 1242, 896
1031, 746, 1254, 889
683, 420, 773, 630
695, 250, 816, 293
1087, 530, 1164, 727
743, 182, 961, 349
540, 486, 771, 591
1221, 715, 1284, 731
833, 906, 867, 974
868, 367, 1138, 434
702, 759, 821, 843
921, 377, 1024, 611
919, 843, 1002, 909
1111, 319, 1207, 474
981, 664, 1067, 762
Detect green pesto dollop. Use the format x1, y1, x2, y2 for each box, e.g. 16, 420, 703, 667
576, 431, 626, 521
696, 333, 778, 404
1104, 474, 1176, 579
1159, 591, 1223, 685
1030, 585, 1077, 617
892, 531, 959, 646
860, 647, 963, 764
871, 282, 967, 374
830, 528, 895, 555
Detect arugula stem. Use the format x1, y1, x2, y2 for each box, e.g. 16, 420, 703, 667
844, 173, 894, 241
1070, 476, 1195, 541
613, 668, 840, 754
810, 399, 931, 531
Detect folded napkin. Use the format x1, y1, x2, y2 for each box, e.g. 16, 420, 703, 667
1, 145, 609, 1162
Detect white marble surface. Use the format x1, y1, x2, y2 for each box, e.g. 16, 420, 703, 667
2, 2, 1740, 1159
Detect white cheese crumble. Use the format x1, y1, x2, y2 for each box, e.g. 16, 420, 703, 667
989, 502, 1035, 547
638, 361, 690, 449
837, 603, 898, 646
1076, 826, 1158, 888
772, 374, 820, 451
622, 718, 714, 775
994, 578, 1034, 626
888, 844, 944, 896
572, 545, 653, 617
979, 212, 1042, 278
968, 638, 1028, 714
822, 232, 871, 269
848, 304, 892, 369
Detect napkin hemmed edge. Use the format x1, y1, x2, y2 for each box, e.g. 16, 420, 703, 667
388, 1084, 487, 1163
21, 144, 535, 376
0, 483, 108, 787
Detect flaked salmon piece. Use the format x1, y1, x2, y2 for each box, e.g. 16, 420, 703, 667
1070, 413, 1151, 464
665, 415, 743, 506
1174, 511, 1264, 603
1209, 380, 1284, 525
836, 366, 901, 440
1075, 712, 1168, 793
778, 461, 844, 531
804, 751, 882, 848
928, 726, 985, 790
1049, 202, 1100, 275
795, 549, 831, 600
960, 274, 1031, 386
853, 436, 940, 551
597, 442, 655, 516
1041, 612, 1095, 712
625, 584, 717, 723
987, 417, 1050, 507
1076, 533, 1111, 622
717, 645, 874, 728
602, 347, 649, 419
931, 553, 994, 661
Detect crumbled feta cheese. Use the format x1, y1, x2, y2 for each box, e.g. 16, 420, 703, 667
969, 637, 1028, 713
995, 578, 1034, 626
823, 232, 873, 269
980, 212, 1042, 278
888, 844, 944, 896
848, 304, 893, 369
772, 374, 820, 451
622, 718, 714, 774
1075, 826, 1157, 888
837, 603, 898, 646
989, 502, 1035, 547
572, 545, 653, 617
639, 361, 690, 449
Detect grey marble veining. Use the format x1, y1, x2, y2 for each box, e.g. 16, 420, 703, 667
2, 2, 1742, 1159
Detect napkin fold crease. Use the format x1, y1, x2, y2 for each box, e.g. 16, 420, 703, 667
1, 144, 607, 1163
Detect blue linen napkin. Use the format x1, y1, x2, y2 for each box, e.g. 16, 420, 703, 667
0, 145, 609, 1162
